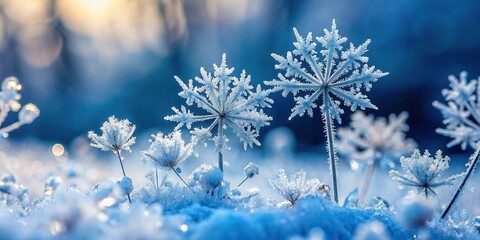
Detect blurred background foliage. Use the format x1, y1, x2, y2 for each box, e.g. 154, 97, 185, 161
1, 0, 480, 153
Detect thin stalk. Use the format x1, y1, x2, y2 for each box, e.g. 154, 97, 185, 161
155, 166, 159, 190
218, 152, 224, 172
237, 176, 248, 188
115, 149, 132, 204
425, 187, 428, 199
171, 167, 195, 194
441, 146, 480, 219
324, 107, 339, 203
359, 161, 376, 202
217, 118, 224, 172
0, 121, 23, 135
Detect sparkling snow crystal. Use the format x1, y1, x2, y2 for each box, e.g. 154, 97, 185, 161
165, 53, 273, 152
389, 150, 464, 198
433, 71, 480, 150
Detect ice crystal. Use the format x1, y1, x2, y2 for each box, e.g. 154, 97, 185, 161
265, 20, 387, 203
433, 71, 480, 150
265, 20, 387, 122
0, 77, 40, 136
389, 150, 464, 198
165, 53, 273, 170
142, 131, 194, 170
88, 116, 136, 153
269, 169, 322, 206
338, 111, 416, 168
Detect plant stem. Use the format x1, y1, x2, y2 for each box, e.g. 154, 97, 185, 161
218, 152, 223, 172
155, 166, 159, 190
441, 145, 480, 219
237, 176, 248, 188
359, 160, 376, 202
324, 107, 339, 203
115, 149, 132, 203
171, 167, 195, 194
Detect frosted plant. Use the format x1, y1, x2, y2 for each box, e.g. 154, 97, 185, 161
433, 71, 480, 150
236, 162, 259, 188
165, 53, 273, 172
88, 116, 136, 203
265, 20, 388, 202
338, 111, 416, 202
389, 150, 464, 198
442, 142, 480, 219
0, 77, 40, 136
142, 131, 195, 193
269, 169, 322, 206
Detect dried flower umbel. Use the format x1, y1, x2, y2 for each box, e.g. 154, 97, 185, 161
389, 149, 464, 198
166, 53, 273, 172
338, 111, 416, 202
266, 20, 388, 202
0, 77, 40, 136
88, 116, 136, 203
142, 131, 195, 193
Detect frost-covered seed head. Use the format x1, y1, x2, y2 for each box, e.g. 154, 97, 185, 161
141, 131, 193, 170
389, 149, 464, 197
433, 71, 480, 150
269, 169, 322, 205
338, 111, 416, 169
165, 53, 273, 152
265, 20, 388, 123
18, 103, 40, 124
0, 76, 22, 111
88, 116, 136, 153
244, 162, 259, 178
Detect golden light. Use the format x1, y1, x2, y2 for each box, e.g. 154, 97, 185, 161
52, 143, 65, 157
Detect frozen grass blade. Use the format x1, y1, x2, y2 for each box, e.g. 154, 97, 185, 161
442, 142, 480, 219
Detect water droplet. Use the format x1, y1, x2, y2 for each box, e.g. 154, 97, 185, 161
97, 196, 116, 209
52, 144, 65, 157
50, 220, 65, 235
180, 224, 188, 232
350, 161, 359, 171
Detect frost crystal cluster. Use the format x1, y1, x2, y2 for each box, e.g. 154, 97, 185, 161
433, 71, 480, 150
266, 20, 387, 203
142, 131, 194, 170
166, 53, 273, 171
0, 76, 40, 136
88, 116, 136, 153
269, 169, 322, 206
338, 111, 416, 167
389, 150, 464, 198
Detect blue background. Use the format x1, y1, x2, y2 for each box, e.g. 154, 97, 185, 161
1, 0, 480, 153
